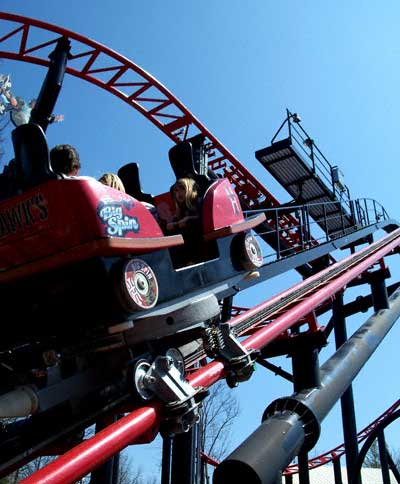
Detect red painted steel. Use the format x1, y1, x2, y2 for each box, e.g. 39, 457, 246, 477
20, 404, 162, 484
0, 12, 304, 248
230, 228, 399, 336
2, 13, 397, 482
0, 179, 164, 272
242, 229, 400, 351
19, 229, 400, 484
201, 451, 220, 468
201, 179, 244, 233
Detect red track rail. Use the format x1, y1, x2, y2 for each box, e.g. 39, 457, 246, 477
19, 228, 400, 484
0, 13, 263, 204
0, 12, 305, 249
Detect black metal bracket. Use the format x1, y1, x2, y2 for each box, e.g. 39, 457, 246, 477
263, 397, 320, 452
131, 351, 208, 436
203, 323, 259, 388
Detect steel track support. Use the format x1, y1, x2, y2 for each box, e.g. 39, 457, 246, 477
213, 287, 400, 484
291, 333, 320, 484
161, 436, 172, 484
171, 425, 199, 484
333, 457, 343, 484
387, 449, 400, 483
332, 291, 360, 484
377, 429, 391, 484
297, 451, 310, 484
368, 268, 390, 311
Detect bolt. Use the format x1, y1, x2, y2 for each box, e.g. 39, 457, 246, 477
144, 375, 156, 385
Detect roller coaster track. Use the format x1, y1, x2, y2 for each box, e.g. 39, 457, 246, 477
284, 398, 400, 474
200, 398, 400, 472
17, 227, 400, 484
0, 12, 266, 205
1, 12, 399, 484
0, 11, 311, 251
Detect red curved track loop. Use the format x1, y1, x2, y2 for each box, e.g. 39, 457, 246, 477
284, 398, 400, 474
0, 12, 307, 249
19, 228, 400, 484
0, 14, 261, 204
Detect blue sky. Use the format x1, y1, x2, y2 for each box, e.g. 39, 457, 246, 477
1, 1, 399, 479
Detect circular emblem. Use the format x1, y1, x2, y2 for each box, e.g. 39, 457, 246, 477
243, 233, 263, 268
123, 259, 159, 310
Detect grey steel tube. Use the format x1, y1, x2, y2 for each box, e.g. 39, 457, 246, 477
213, 287, 400, 484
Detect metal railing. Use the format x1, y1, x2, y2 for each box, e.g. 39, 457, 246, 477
245, 197, 390, 262
270, 109, 352, 211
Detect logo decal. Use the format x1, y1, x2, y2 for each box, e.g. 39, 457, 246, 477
123, 259, 158, 310
97, 199, 140, 237
0, 193, 48, 238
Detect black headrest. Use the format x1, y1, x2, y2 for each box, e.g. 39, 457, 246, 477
169, 140, 196, 180
117, 162, 154, 204
12, 123, 58, 190
168, 134, 215, 194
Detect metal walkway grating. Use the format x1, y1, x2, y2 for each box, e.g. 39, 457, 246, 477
256, 128, 355, 238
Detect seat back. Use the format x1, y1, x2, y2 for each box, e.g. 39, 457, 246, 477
168, 134, 214, 195
117, 162, 154, 204
12, 123, 58, 190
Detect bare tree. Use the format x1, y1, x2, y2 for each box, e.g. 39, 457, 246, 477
4, 446, 156, 483
363, 439, 400, 469
364, 440, 381, 468
199, 380, 240, 483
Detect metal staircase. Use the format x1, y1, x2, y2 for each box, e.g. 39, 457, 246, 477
255, 110, 359, 239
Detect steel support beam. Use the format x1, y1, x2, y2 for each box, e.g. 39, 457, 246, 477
332, 291, 360, 484
19, 231, 400, 484
213, 288, 400, 484
377, 430, 391, 484
161, 436, 172, 484
291, 338, 320, 484
171, 427, 198, 484
333, 458, 343, 484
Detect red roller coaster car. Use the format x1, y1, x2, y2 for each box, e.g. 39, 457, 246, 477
0, 37, 265, 371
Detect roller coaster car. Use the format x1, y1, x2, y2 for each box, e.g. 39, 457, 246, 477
0, 39, 266, 468
0, 123, 265, 357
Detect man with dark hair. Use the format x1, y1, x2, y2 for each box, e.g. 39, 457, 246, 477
50, 144, 81, 176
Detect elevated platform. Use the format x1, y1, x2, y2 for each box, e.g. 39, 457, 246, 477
256, 136, 355, 238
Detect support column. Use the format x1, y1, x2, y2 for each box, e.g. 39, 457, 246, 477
333, 457, 343, 484
332, 291, 360, 484
369, 268, 390, 311
297, 451, 310, 484
387, 450, 400, 483
171, 425, 199, 484
161, 436, 172, 484
377, 430, 391, 484
291, 336, 321, 484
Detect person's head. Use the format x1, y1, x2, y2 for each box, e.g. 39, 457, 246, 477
50, 144, 81, 176
98, 173, 126, 192
171, 177, 199, 215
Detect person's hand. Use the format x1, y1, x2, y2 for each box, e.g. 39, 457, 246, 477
177, 217, 188, 228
